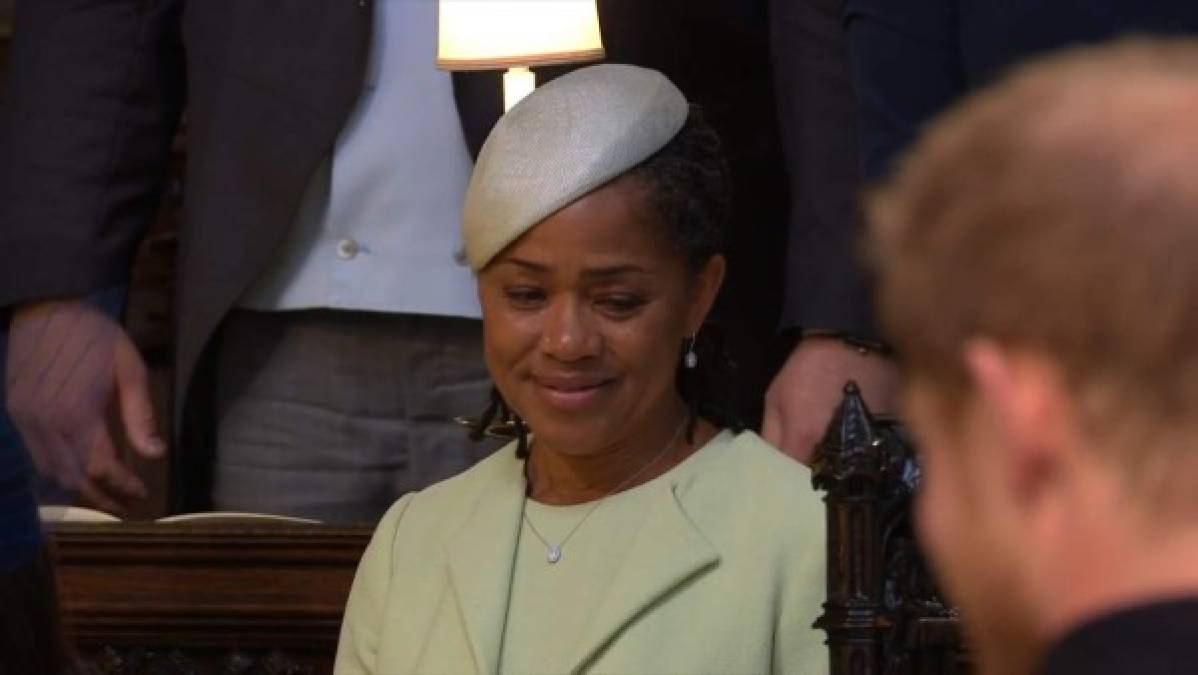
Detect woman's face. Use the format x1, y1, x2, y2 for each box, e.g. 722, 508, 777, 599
477, 176, 724, 456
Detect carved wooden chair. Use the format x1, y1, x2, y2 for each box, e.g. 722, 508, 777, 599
812, 383, 969, 675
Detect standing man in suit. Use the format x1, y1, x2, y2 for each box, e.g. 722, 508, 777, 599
870, 40, 1198, 675
1, 0, 502, 522
1, 1, 788, 521
766, 0, 900, 464
768, 1, 1198, 466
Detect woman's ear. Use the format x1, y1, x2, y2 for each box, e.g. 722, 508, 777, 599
686, 254, 726, 334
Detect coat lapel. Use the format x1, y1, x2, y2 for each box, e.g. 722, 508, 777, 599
568, 483, 721, 673
446, 450, 527, 675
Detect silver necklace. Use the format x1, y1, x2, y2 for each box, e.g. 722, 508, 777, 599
522, 419, 687, 564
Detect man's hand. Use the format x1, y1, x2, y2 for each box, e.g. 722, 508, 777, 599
763, 335, 900, 464
6, 299, 165, 513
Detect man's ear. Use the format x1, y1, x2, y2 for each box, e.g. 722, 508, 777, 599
963, 340, 1071, 508
686, 254, 726, 334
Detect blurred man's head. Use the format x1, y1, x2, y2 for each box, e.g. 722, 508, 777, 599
869, 39, 1198, 675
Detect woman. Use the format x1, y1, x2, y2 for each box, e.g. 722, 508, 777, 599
336, 64, 827, 675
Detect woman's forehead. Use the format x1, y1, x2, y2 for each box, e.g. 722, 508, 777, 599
490, 180, 678, 272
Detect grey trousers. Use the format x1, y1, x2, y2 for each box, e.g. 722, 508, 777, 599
212, 309, 497, 523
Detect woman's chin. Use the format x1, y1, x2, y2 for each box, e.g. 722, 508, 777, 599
522, 413, 621, 456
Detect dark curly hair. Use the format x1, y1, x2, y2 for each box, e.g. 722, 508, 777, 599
629, 104, 731, 273
467, 105, 743, 457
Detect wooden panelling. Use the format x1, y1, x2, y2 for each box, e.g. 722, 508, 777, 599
51, 523, 372, 674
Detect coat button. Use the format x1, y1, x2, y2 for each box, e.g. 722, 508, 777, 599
336, 237, 360, 260
357, 0, 368, 7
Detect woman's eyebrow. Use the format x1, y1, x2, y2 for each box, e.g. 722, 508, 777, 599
581, 264, 650, 280
499, 257, 549, 273
499, 259, 650, 279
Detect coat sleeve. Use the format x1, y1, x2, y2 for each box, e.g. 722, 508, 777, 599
335, 494, 416, 675
771, 0, 878, 338
0, 0, 185, 308
773, 487, 830, 674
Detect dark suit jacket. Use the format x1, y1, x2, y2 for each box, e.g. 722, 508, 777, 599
1039, 599, 1198, 675
771, 0, 876, 339
847, 0, 1198, 182
775, 0, 1198, 343
0, 0, 785, 509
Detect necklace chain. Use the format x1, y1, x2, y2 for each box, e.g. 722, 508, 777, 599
522, 419, 687, 564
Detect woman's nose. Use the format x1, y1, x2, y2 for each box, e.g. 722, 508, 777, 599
540, 298, 600, 362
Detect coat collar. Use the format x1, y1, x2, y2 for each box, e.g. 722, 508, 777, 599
444, 446, 721, 675
445, 447, 526, 675
567, 484, 720, 672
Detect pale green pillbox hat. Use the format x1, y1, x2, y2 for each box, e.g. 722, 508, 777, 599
461, 63, 689, 271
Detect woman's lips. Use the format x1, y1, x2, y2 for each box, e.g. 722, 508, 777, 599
532, 375, 614, 411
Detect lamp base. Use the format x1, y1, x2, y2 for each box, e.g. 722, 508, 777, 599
503, 67, 537, 112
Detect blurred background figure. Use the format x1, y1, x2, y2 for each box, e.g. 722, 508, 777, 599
0, 546, 72, 675
768, 0, 1198, 465
1, 317, 72, 674
846, 1, 1198, 181
1, 0, 498, 523
871, 39, 1198, 675
0, 6, 73, 671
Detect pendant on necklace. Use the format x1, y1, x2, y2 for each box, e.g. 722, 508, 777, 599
547, 545, 562, 564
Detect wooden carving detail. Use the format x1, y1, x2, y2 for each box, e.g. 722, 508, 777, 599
78, 647, 313, 675
83, 647, 201, 675
812, 383, 967, 675
228, 650, 313, 675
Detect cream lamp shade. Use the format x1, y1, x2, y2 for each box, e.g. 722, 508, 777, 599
437, 0, 605, 111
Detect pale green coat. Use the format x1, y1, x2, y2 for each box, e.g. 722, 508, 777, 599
335, 431, 829, 674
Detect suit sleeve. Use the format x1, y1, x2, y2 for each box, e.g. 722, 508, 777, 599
845, 0, 964, 182
0, 0, 185, 308
771, 0, 878, 338
335, 494, 415, 675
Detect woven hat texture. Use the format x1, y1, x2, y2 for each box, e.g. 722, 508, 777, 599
462, 63, 688, 270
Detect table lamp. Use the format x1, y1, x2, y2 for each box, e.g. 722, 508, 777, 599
437, 0, 606, 111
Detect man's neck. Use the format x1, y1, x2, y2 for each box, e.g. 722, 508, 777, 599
1040, 525, 1198, 648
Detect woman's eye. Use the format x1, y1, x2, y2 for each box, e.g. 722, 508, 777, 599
504, 287, 546, 308
596, 295, 646, 316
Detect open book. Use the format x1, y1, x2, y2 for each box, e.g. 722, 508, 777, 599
39, 505, 320, 525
